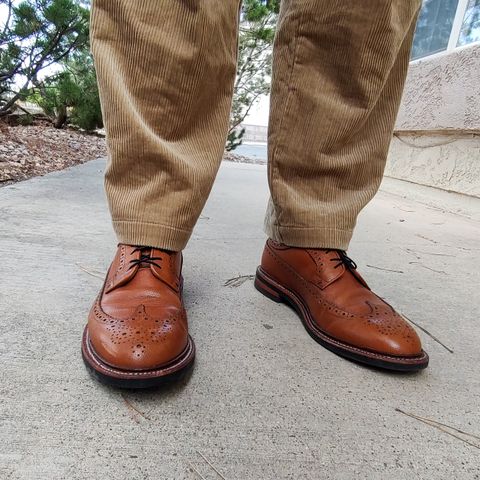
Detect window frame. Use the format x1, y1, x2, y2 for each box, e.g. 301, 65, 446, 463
413, 0, 480, 61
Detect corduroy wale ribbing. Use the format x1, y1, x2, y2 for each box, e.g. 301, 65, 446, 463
91, 0, 421, 251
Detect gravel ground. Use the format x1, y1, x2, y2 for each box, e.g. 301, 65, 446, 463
0, 122, 266, 187
223, 151, 267, 165
0, 122, 107, 186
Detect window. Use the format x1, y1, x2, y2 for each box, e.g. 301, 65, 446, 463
411, 0, 480, 59
458, 0, 480, 46
411, 0, 459, 59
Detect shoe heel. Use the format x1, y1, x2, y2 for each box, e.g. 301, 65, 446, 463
254, 269, 284, 303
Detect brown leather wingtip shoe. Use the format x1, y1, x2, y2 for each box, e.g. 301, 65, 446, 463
255, 239, 429, 372
82, 244, 195, 388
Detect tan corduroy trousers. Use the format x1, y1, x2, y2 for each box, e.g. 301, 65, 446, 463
90, 0, 421, 251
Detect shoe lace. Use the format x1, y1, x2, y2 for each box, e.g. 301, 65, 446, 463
128, 246, 163, 270
324, 249, 357, 270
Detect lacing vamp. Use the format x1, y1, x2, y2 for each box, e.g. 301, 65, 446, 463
128, 246, 163, 270
325, 249, 357, 271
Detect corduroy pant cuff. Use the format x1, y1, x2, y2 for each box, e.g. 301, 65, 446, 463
265, 223, 354, 251
113, 220, 191, 252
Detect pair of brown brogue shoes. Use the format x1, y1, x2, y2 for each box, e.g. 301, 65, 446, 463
82, 240, 428, 388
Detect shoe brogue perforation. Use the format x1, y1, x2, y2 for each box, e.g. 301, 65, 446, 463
265, 246, 375, 320
267, 245, 420, 348
92, 301, 184, 347
82, 244, 195, 386
256, 240, 428, 370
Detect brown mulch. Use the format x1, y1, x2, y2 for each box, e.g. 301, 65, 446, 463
0, 121, 265, 187
223, 151, 266, 165
0, 121, 107, 186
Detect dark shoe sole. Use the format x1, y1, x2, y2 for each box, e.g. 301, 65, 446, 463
255, 267, 429, 372
81, 327, 195, 389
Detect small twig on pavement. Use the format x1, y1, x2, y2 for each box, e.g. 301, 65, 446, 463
394, 206, 415, 213
187, 461, 207, 480
456, 246, 477, 252
415, 234, 439, 244
197, 451, 227, 480
404, 248, 455, 258
408, 262, 448, 275
402, 315, 454, 354
366, 264, 404, 274
402, 248, 421, 260
224, 274, 255, 288
395, 408, 480, 450
76, 262, 105, 280
121, 394, 151, 422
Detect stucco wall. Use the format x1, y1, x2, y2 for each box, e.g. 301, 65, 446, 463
386, 43, 480, 197
396, 43, 480, 131
386, 133, 480, 197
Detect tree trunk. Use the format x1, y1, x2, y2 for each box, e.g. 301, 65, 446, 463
53, 105, 67, 128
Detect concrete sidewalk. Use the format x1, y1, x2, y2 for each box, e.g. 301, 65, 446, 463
1, 160, 479, 479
